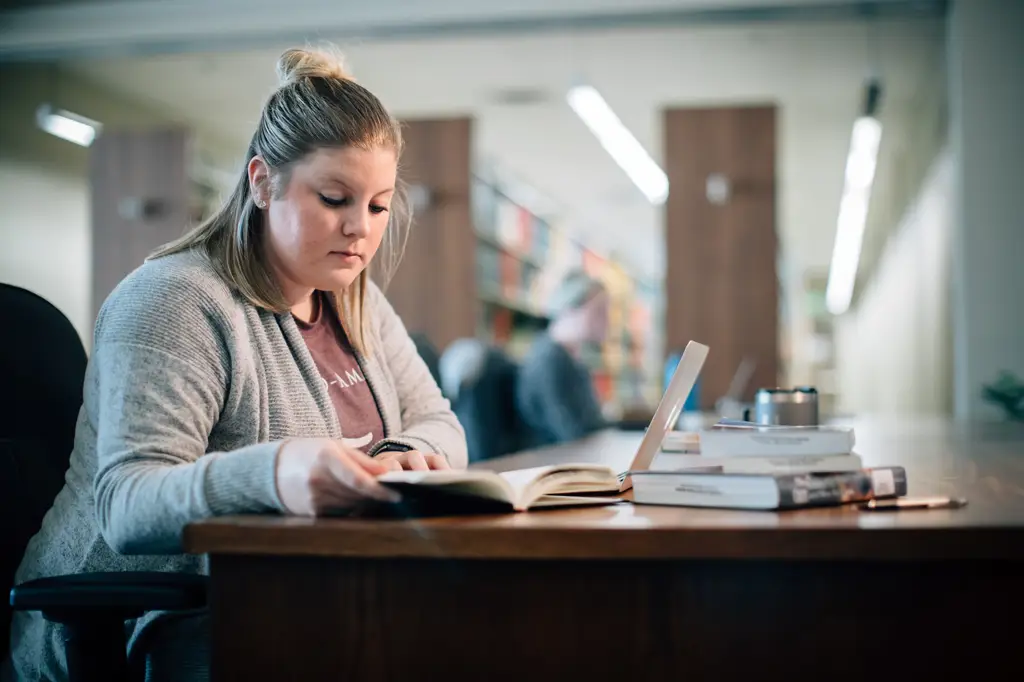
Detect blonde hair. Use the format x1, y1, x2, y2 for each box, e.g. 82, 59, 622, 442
150, 46, 410, 352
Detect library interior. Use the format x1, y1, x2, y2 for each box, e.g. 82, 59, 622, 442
1, 1, 1022, 681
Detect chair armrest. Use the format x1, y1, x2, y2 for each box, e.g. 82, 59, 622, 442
10, 571, 206, 620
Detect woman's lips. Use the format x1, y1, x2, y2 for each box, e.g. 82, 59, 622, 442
330, 250, 363, 264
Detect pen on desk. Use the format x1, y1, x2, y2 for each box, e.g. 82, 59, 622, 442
861, 496, 968, 511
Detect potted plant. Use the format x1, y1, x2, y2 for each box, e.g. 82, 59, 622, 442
982, 371, 1024, 422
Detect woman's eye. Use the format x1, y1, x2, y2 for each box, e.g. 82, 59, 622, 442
320, 195, 388, 215
319, 194, 348, 207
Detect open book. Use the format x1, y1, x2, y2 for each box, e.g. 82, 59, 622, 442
378, 464, 623, 512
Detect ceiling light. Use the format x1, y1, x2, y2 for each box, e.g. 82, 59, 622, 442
567, 84, 668, 205
826, 81, 883, 315
36, 104, 102, 147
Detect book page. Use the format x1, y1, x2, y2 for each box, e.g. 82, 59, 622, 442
501, 465, 619, 508
527, 495, 624, 509
498, 466, 557, 493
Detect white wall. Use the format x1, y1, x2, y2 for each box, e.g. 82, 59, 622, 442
834, 148, 953, 415
948, 0, 1024, 419
0, 64, 238, 348
0, 160, 91, 341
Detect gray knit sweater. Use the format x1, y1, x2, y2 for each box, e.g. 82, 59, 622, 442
5, 250, 466, 681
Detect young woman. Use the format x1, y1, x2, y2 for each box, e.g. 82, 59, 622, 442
5, 47, 466, 681
515, 269, 610, 447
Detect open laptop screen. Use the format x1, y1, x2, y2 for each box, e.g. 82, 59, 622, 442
618, 340, 709, 491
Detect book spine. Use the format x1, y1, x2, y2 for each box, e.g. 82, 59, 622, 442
775, 467, 908, 509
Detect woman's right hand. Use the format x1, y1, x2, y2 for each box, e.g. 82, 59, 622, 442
274, 438, 401, 516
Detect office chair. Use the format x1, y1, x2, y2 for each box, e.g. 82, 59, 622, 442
409, 332, 442, 388
1, 283, 206, 681
439, 338, 526, 462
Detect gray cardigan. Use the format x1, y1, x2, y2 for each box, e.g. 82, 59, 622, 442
6, 250, 466, 680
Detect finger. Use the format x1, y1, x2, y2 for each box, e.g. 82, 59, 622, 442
370, 449, 406, 466
405, 451, 429, 471
371, 451, 404, 472
345, 447, 392, 476
326, 446, 400, 503
379, 457, 403, 472
424, 454, 450, 470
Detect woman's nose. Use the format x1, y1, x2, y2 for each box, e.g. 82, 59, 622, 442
342, 208, 371, 238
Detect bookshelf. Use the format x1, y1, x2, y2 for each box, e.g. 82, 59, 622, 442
471, 174, 662, 415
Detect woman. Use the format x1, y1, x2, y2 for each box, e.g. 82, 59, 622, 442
515, 269, 610, 447
5, 47, 466, 681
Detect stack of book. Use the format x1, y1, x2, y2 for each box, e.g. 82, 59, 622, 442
638, 419, 908, 510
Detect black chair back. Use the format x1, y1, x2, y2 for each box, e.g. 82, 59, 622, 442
440, 338, 526, 463
0, 283, 88, 661
409, 332, 442, 389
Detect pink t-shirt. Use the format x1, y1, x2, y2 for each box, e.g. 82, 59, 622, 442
295, 293, 385, 453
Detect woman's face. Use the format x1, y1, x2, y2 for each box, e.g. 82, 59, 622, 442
250, 145, 397, 303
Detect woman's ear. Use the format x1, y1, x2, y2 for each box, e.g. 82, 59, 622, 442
247, 155, 271, 206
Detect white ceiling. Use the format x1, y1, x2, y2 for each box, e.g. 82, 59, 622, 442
58, 13, 945, 284
0, 0, 934, 59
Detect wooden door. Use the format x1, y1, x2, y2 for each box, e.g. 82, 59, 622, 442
90, 127, 191, 326
663, 106, 778, 407
378, 118, 476, 352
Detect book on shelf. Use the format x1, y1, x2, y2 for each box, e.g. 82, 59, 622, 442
377, 464, 624, 513
500, 251, 520, 298
495, 197, 522, 249
471, 177, 498, 237
631, 466, 908, 511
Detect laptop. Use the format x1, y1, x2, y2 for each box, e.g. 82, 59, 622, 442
617, 340, 709, 492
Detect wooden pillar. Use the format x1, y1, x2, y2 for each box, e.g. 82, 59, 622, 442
379, 118, 476, 352
90, 127, 191, 327
663, 106, 778, 407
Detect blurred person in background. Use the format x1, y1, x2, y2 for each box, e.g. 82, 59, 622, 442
516, 269, 610, 447
5, 46, 465, 682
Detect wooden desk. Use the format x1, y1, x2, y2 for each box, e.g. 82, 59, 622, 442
186, 417, 1024, 681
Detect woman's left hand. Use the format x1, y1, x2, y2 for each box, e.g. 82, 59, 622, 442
374, 450, 451, 472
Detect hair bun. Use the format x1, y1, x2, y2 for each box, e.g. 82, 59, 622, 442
276, 47, 354, 86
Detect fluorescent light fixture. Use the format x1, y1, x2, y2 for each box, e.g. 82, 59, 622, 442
825, 113, 883, 315
36, 104, 102, 147
567, 84, 668, 205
